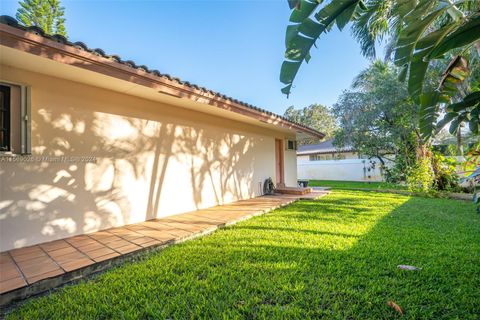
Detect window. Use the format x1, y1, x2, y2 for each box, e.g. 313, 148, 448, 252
0, 83, 31, 154
309, 154, 333, 161
0, 85, 10, 151
285, 139, 297, 151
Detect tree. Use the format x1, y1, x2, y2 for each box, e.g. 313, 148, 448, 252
280, 0, 480, 138
333, 61, 419, 181
16, 0, 67, 37
283, 103, 337, 144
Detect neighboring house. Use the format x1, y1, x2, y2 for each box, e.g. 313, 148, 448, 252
0, 16, 323, 251
297, 139, 359, 162
297, 139, 385, 182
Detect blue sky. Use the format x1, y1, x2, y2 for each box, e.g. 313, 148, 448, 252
1, 0, 373, 115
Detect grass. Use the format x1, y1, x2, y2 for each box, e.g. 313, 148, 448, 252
7, 191, 480, 319
308, 179, 407, 190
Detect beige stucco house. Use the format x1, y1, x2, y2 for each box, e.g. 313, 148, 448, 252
0, 16, 323, 251
297, 139, 359, 162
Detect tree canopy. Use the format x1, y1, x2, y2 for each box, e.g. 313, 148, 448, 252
333, 61, 418, 173
16, 0, 67, 37
283, 103, 337, 144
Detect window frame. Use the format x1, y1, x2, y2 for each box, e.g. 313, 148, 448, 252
285, 139, 297, 151
0, 85, 11, 151
0, 81, 31, 155
309, 153, 337, 161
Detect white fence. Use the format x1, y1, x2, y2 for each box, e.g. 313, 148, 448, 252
297, 158, 387, 182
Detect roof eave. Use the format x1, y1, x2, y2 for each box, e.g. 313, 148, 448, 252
0, 20, 325, 139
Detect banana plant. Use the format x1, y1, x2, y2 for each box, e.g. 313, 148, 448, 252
437, 91, 480, 135
281, 0, 365, 95
281, 0, 480, 137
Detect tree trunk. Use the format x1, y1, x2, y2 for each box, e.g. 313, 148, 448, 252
456, 125, 464, 156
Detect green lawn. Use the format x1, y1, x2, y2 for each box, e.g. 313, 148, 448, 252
7, 191, 480, 319
309, 179, 407, 190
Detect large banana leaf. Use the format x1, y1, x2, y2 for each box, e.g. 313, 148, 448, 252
399, 11, 480, 100
443, 91, 480, 135
407, 22, 462, 97
393, 0, 445, 67
290, 0, 323, 23
428, 14, 480, 59
419, 56, 471, 138
407, 59, 429, 100
436, 111, 459, 132
281, 0, 362, 95
419, 91, 445, 137
439, 56, 470, 93
394, 0, 417, 17
470, 107, 480, 133
447, 91, 480, 112
448, 114, 466, 135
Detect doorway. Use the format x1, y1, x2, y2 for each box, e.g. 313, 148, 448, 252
275, 139, 284, 187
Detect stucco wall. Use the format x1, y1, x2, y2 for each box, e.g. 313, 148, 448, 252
284, 149, 298, 186
0, 65, 296, 251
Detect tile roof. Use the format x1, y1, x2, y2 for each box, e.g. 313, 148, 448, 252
0, 15, 324, 138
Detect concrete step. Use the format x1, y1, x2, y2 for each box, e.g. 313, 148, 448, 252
275, 186, 312, 195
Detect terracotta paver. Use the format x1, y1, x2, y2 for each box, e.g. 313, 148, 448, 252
114, 244, 142, 255
92, 235, 123, 245
16, 256, 62, 280
103, 239, 132, 250
81, 246, 117, 260
10, 246, 46, 263
0, 262, 22, 282
52, 250, 90, 266
0, 252, 12, 264
131, 229, 176, 242
156, 226, 195, 239
139, 239, 163, 248
0, 277, 27, 293
47, 246, 78, 258
77, 241, 105, 253
26, 269, 64, 284
40, 240, 71, 252
0, 191, 329, 300
93, 252, 121, 263
61, 258, 95, 272
128, 236, 156, 246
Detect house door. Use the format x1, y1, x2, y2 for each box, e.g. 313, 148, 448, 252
275, 139, 284, 187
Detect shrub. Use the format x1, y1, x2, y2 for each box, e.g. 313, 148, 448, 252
431, 153, 460, 192
406, 158, 435, 193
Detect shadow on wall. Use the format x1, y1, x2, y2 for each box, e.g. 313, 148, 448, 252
0, 90, 260, 250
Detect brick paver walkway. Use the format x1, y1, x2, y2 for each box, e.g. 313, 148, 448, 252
0, 191, 328, 306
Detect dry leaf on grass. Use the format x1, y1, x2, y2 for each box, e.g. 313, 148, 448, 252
388, 300, 404, 315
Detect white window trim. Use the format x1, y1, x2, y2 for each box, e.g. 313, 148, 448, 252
0, 80, 31, 155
